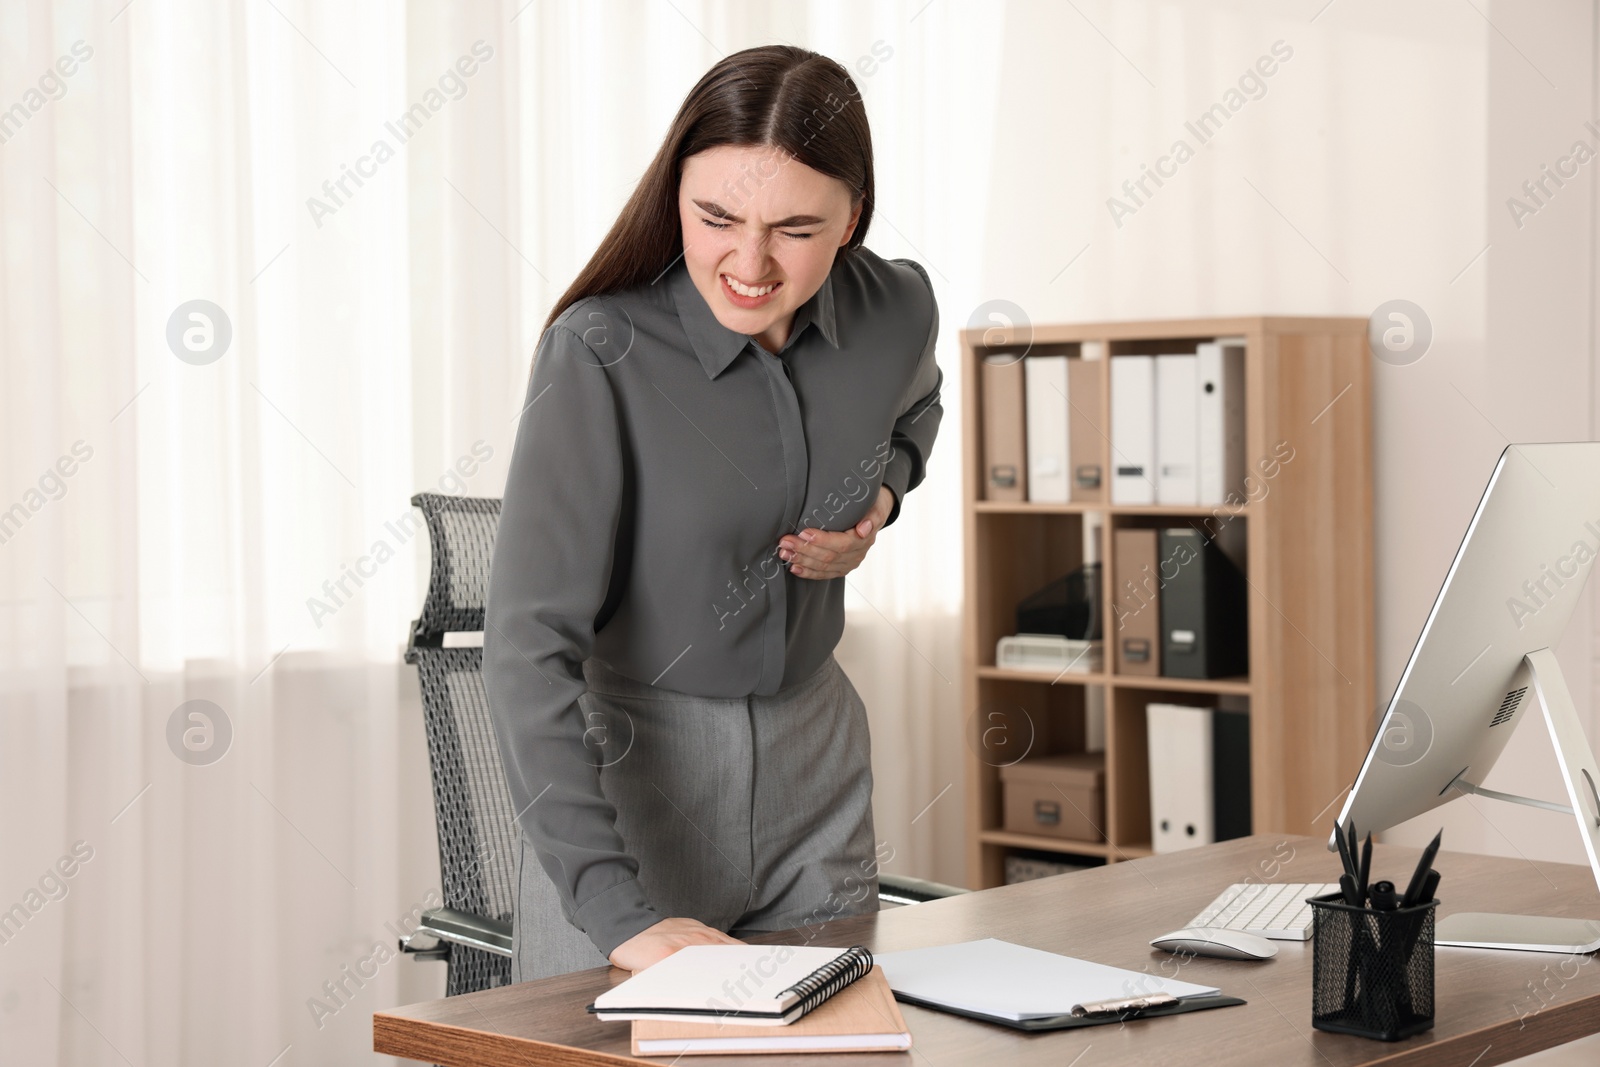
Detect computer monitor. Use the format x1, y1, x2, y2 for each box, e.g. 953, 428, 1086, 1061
1336, 442, 1600, 953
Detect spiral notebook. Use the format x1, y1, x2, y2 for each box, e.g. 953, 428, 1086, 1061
589, 944, 873, 1026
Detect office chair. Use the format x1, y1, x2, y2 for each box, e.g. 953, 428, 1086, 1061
399, 491, 965, 997
399, 492, 516, 996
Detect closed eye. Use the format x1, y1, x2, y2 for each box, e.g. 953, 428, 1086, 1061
700, 217, 816, 240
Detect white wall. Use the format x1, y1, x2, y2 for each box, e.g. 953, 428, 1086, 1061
1386, 0, 1598, 864
975, 0, 1599, 865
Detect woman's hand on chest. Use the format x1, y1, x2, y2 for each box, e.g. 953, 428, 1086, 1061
776, 485, 895, 580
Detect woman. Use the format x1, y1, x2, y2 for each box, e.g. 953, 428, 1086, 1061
484, 44, 942, 980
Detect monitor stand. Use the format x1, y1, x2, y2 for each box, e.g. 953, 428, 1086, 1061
1436, 648, 1600, 954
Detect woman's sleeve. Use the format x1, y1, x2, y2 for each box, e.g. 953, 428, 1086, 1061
880, 260, 944, 527
483, 322, 659, 959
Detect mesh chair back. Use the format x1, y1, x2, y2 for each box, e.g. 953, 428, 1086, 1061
406, 492, 516, 996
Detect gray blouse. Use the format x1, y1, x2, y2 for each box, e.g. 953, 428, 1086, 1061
483, 247, 943, 957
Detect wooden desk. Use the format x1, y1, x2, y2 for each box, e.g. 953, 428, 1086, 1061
374, 835, 1600, 1066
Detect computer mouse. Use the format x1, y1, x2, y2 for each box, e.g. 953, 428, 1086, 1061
1150, 927, 1278, 961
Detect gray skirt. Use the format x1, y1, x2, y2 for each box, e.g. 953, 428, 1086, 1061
512, 653, 878, 982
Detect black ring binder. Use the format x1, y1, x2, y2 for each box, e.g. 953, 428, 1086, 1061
781, 945, 873, 1019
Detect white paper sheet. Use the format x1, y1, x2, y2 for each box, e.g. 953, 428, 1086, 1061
875, 938, 1220, 1021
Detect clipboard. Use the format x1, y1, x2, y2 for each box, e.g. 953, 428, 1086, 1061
891, 990, 1247, 1032
875, 938, 1240, 1033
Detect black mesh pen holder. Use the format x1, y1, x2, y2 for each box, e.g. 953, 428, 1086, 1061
1309, 893, 1437, 1041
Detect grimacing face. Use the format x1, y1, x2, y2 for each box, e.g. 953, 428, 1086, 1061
678, 144, 862, 353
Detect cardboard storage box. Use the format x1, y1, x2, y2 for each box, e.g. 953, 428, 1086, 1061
999, 752, 1106, 842
1003, 852, 1095, 884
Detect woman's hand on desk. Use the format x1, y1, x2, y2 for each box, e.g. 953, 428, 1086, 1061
608, 917, 744, 972
777, 486, 895, 580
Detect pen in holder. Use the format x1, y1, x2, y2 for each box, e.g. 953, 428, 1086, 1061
1308, 892, 1437, 1041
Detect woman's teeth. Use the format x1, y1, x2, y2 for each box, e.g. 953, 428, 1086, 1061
723, 274, 779, 297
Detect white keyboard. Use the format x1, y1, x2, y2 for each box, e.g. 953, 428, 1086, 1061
1185, 882, 1342, 941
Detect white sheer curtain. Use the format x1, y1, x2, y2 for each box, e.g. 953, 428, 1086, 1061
3, 2, 447, 1064
1, 2, 1000, 1063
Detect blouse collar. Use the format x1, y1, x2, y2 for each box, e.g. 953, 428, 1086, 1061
668, 257, 840, 379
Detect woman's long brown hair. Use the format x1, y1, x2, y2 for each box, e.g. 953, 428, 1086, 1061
541, 45, 875, 335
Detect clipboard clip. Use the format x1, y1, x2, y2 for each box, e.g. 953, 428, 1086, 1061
1071, 992, 1179, 1019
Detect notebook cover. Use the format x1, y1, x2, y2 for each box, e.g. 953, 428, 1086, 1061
631, 967, 911, 1056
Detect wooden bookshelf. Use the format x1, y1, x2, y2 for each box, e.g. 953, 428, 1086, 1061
960, 317, 1374, 888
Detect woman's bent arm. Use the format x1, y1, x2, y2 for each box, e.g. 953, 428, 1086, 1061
484, 321, 659, 959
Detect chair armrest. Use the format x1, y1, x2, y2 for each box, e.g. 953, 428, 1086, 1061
877, 873, 969, 905
399, 906, 514, 958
